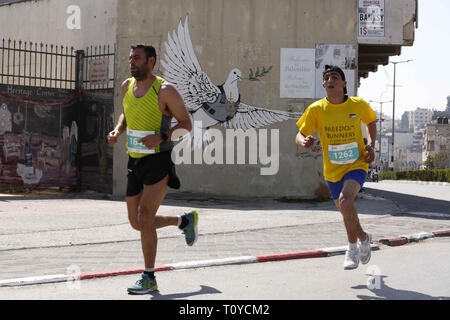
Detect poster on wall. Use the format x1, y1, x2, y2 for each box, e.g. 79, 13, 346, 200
280, 48, 315, 98
88, 58, 109, 85
315, 44, 356, 99
358, 0, 385, 39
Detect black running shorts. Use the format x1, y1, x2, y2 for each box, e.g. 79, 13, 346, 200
126, 151, 180, 197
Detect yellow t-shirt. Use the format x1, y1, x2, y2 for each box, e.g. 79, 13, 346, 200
296, 96, 377, 182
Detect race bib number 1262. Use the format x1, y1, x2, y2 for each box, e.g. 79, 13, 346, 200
328, 142, 359, 164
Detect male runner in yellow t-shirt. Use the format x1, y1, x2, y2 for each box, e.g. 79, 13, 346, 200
108, 44, 195, 294
296, 65, 377, 270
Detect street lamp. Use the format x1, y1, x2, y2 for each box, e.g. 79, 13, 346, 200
390, 59, 413, 170
369, 99, 392, 165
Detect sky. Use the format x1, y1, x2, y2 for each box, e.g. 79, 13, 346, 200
358, 0, 449, 119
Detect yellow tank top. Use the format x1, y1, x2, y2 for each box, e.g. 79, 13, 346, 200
123, 76, 173, 158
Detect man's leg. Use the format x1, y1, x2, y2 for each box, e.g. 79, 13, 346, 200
126, 188, 179, 233
137, 175, 172, 271
126, 174, 197, 294
126, 193, 143, 231
126, 175, 170, 295
334, 179, 367, 244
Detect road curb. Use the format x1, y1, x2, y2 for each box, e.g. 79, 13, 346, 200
380, 180, 450, 186
256, 250, 327, 262
0, 274, 74, 287
433, 230, 450, 237
168, 256, 258, 269
1, 230, 448, 288
379, 229, 450, 246
79, 266, 172, 280
0, 245, 377, 288
321, 244, 379, 256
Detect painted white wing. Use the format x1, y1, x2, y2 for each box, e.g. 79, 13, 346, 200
222, 103, 303, 131
161, 16, 220, 111
170, 114, 214, 150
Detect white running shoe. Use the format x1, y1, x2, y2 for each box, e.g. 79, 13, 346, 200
343, 248, 360, 270
359, 233, 372, 265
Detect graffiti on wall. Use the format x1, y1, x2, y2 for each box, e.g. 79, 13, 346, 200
0, 88, 79, 189
79, 91, 114, 193
161, 16, 302, 148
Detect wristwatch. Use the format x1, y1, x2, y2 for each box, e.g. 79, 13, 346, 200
160, 132, 168, 143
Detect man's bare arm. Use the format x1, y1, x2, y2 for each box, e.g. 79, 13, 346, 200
366, 121, 377, 148
160, 83, 192, 140
137, 82, 192, 149
107, 79, 130, 146
364, 121, 377, 163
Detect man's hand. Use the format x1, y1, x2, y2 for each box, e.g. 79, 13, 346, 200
302, 135, 316, 148
138, 134, 163, 150
296, 132, 316, 148
364, 145, 375, 163
107, 129, 120, 146
108, 112, 126, 147
365, 121, 377, 164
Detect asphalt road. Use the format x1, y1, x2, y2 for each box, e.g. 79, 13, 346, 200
1, 237, 449, 301
364, 181, 450, 216
0, 180, 449, 307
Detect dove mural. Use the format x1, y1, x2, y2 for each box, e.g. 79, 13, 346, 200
161, 16, 301, 147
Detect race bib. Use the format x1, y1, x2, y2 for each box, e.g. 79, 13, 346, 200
328, 142, 359, 164
127, 129, 155, 154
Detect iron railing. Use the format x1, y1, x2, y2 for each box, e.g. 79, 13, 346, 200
0, 38, 116, 90
0, 38, 77, 89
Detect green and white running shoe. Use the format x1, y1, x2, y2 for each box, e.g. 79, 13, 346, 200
127, 273, 158, 295
181, 210, 198, 246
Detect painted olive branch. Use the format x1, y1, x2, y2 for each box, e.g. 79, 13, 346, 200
248, 66, 272, 81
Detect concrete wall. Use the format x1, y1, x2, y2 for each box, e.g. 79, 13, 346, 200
0, 0, 416, 197
0, 0, 117, 48
113, 0, 358, 198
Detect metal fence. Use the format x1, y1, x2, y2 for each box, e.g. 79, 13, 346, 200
0, 38, 78, 89
0, 38, 116, 91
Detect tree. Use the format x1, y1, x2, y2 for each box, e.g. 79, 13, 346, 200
424, 154, 435, 170
434, 151, 450, 169
425, 152, 450, 170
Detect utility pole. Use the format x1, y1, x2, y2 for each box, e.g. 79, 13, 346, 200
369, 100, 392, 166
389, 59, 413, 170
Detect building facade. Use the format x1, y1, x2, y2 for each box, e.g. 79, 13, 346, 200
0, 0, 117, 47
1, 0, 418, 197
111, 0, 417, 198
423, 119, 450, 168
407, 108, 433, 132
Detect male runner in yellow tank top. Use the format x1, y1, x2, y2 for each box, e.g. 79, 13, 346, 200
296, 65, 377, 270
108, 44, 195, 294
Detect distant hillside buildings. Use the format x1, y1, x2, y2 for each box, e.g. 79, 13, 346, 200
376, 96, 450, 171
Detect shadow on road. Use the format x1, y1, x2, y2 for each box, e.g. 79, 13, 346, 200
352, 275, 450, 300
147, 285, 221, 300
364, 187, 450, 218
0, 192, 122, 202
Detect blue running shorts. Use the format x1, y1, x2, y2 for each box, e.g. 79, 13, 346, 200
326, 169, 367, 200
